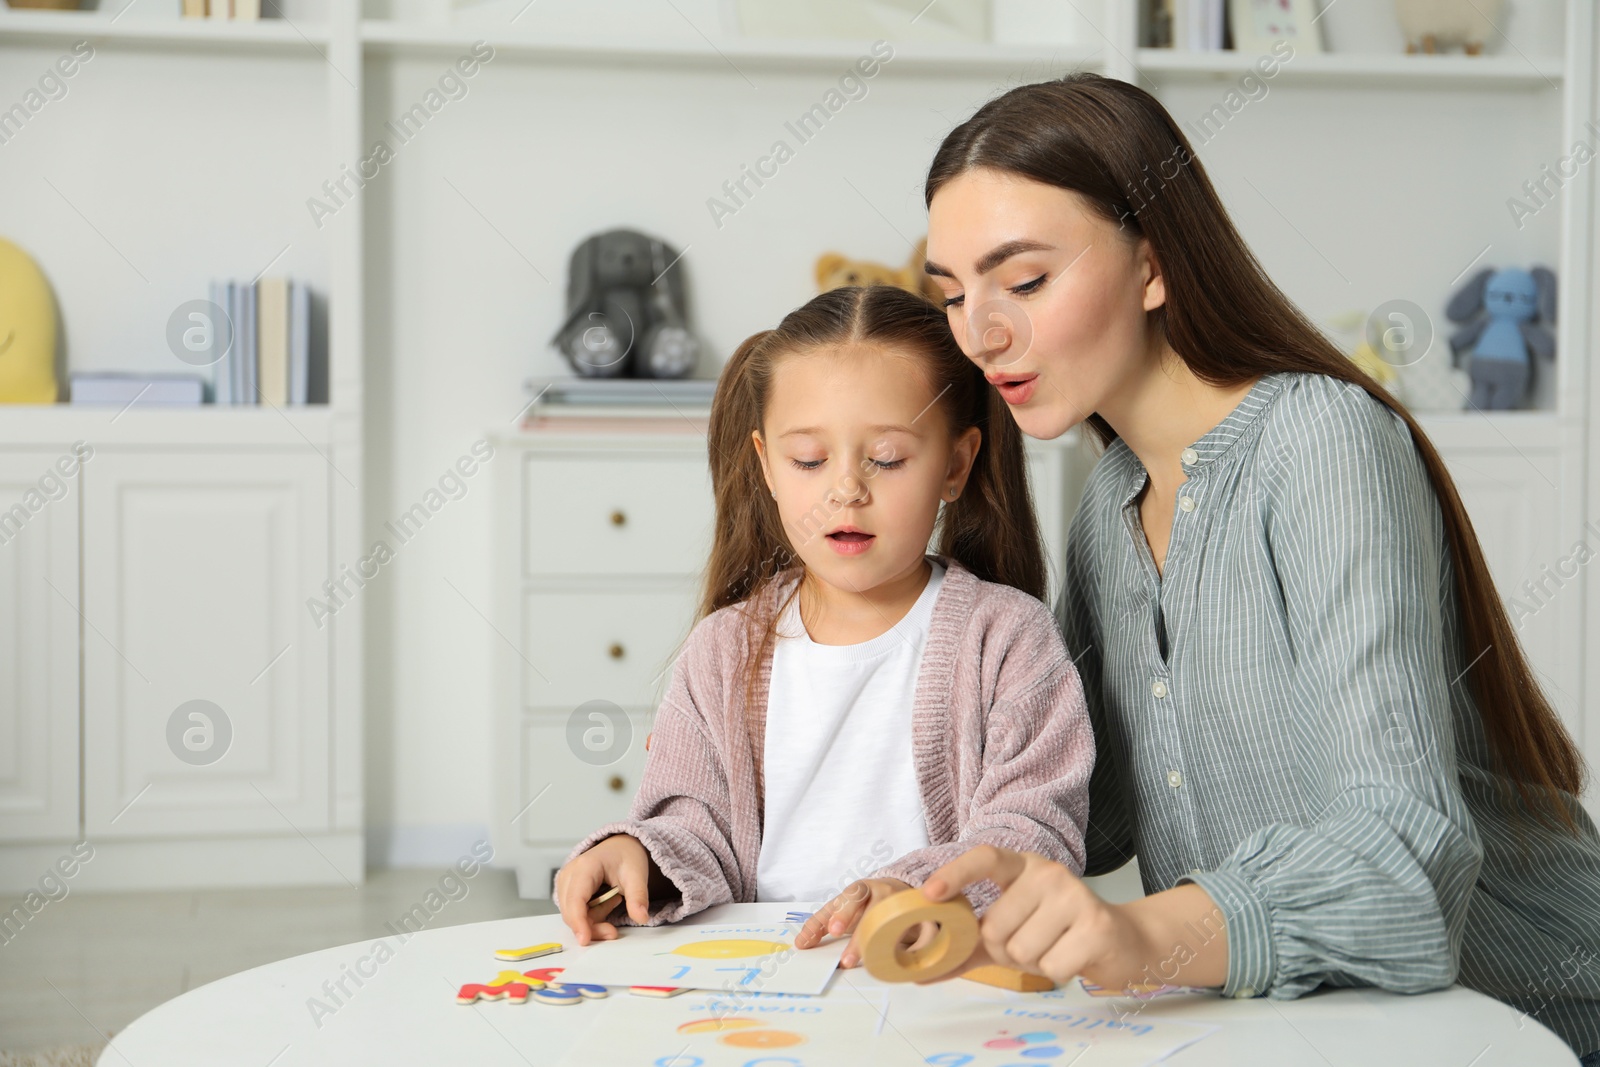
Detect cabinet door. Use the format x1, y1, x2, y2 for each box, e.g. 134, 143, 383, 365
0, 451, 80, 840
1437, 444, 1583, 728
83, 451, 330, 837
518, 710, 653, 845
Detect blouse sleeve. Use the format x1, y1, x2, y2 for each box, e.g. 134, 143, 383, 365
560, 620, 743, 927
869, 598, 1095, 917
1178, 389, 1485, 999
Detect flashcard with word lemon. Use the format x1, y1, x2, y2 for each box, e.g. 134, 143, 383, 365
550, 921, 845, 995
554, 990, 925, 1067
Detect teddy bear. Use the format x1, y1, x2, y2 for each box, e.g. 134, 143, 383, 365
814, 236, 945, 305
1394, 0, 1504, 55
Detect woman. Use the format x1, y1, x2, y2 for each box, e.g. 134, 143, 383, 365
910, 73, 1600, 1061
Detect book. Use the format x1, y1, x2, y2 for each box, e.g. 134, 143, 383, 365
242, 279, 257, 404
289, 280, 310, 405
234, 0, 260, 17
182, 0, 206, 16
257, 276, 289, 406
208, 0, 230, 19
226, 281, 241, 404
210, 278, 233, 405
71, 373, 205, 406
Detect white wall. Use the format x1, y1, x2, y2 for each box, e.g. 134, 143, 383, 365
359, 38, 1072, 863
358, 3, 1570, 864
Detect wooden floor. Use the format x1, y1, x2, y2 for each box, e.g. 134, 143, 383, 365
0, 868, 549, 1054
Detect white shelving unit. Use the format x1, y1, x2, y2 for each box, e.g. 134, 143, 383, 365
1, 0, 1594, 881
0, 0, 365, 889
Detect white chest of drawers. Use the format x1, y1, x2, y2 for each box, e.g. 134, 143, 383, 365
489, 416, 1088, 899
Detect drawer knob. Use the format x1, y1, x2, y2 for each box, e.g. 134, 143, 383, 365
608, 775, 625, 792
608, 642, 625, 660
609, 509, 627, 526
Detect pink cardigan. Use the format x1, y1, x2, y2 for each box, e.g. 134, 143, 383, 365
561, 554, 1094, 923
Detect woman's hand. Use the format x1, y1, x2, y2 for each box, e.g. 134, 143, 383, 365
553, 834, 655, 946
794, 876, 937, 968
915, 844, 1228, 991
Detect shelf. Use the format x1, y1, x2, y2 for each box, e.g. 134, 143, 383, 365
358, 22, 1103, 75
1135, 47, 1562, 89
0, 15, 1559, 87
0, 9, 330, 49
0, 404, 340, 447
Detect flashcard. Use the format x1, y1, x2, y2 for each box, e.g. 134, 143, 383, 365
1079, 977, 1202, 1000
897, 998, 1216, 1066
548, 920, 846, 995
553, 989, 925, 1067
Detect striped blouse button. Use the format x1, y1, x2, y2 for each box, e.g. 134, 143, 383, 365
1166, 769, 1183, 789
1233, 986, 1256, 998
1178, 495, 1197, 513
1181, 447, 1199, 466
1151, 679, 1169, 699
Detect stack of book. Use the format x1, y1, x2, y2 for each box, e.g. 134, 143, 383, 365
209, 276, 313, 406
520, 376, 718, 429
181, 0, 264, 18
1145, 0, 1229, 50
70, 373, 205, 406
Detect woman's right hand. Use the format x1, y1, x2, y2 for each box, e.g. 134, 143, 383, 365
554, 834, 655, 946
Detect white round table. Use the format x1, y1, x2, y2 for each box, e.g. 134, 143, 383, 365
102, 902, 1577, 1065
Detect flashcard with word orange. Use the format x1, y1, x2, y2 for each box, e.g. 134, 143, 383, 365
552, 990, 925, 1067
548, 921, 845, 996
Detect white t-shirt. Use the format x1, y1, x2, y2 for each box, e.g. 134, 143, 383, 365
755, 559, 945, 903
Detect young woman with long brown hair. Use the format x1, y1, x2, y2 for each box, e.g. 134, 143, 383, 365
555, 284, 1096, 970
910, 73, 1600, 1060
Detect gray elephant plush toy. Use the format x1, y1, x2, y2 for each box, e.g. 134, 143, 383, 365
1445, 265, 1556, 410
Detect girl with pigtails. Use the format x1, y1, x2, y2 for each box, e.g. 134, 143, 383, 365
555, 283, 1095, 969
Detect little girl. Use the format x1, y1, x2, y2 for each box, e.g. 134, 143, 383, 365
555, 283, 1094, 968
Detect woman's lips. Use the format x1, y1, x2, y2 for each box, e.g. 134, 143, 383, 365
826, 530, 874, 555
994, 374, 1038, 405
998, 377, 1036, 406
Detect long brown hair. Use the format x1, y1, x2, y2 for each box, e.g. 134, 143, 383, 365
702, 284, 1046, 712
926, 73, 1586, 831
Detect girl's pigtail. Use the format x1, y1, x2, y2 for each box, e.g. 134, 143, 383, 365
701, 328, 795, 622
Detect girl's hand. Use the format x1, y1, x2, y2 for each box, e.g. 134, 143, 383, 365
794, 876, 940, 968
915, 844, 1227, 991
553, 834, 654, 946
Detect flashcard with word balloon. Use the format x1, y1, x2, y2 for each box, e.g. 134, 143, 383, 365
902, 1002, 1217, 1066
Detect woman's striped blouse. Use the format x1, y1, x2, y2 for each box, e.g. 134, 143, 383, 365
1057, 370, 1600, 1055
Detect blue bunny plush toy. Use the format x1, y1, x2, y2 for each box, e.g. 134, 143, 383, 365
1445, 265, 1557, 410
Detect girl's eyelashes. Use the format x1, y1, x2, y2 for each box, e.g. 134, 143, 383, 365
940, 273, 1048, 310
787, 457, 907, 471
